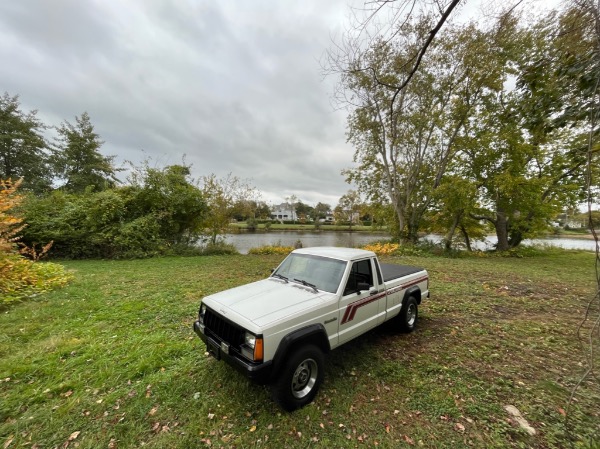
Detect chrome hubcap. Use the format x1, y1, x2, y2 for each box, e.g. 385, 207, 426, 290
407, 303, 416, 326
291, 359, 318, 399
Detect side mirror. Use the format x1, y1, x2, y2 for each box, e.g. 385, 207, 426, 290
356, 282, 371, 293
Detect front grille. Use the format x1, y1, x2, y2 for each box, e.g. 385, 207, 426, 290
204, 309, 245, 349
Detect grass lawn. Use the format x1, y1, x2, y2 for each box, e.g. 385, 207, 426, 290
1, 251, 599, 448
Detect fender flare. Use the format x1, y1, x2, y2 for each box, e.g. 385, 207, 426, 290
270, 324, 330, 380
403, 286, 422, 305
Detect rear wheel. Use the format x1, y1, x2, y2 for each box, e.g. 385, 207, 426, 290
270, 344, 324, 411
399, 295, 418, 333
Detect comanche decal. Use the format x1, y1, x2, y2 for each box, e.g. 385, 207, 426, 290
340, 275, 428, 325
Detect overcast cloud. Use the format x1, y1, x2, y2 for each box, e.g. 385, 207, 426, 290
0, 0, 367, 206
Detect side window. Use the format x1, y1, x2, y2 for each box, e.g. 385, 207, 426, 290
374, 259, 383, 285
343, 259, 373, 295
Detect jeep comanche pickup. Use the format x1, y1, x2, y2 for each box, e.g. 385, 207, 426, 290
193, 247, 429, 410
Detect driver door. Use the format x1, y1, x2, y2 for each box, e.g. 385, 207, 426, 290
337, 258, 381, 345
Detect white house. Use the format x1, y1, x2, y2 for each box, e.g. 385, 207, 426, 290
270, 203, 298, 221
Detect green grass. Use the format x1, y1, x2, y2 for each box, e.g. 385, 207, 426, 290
1, 251, 599, 448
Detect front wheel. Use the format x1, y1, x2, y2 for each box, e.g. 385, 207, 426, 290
398, 295, 418, 333
270, 345, 324, 411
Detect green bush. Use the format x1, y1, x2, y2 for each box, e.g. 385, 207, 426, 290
1, 255, 73, 304
20, 165, 208, 259
200, 241, 239, 255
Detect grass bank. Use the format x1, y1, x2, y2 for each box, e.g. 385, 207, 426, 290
1, 251, 599, 448
229, 222, 385, 232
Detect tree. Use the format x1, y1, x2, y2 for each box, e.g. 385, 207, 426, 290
201, 174, 259, 244
52, 112, 119, 193
334, 190, 363, 230
295, 201, 314, 222
1, 178, 71, 302
312, 202, 332, 221
427, 175, 486, 251
455, 9, 591, 251
338, 19, 502, 242
285, 195, 298, 223
0, 92, 51, 193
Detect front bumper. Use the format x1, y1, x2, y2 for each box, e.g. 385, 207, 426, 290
193, 320, 273, 384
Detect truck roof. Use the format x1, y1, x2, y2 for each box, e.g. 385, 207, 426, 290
292, 246, 376, 261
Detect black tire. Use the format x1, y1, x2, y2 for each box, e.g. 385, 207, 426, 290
398, 295, 418, 333
270, 344, 324, 411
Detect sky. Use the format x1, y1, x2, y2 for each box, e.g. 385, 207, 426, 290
0, 0, 367, 206
0, 0, 557, 207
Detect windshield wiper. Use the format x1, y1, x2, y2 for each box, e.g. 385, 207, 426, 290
294, 278, 319, 293
272, 273, 289, 283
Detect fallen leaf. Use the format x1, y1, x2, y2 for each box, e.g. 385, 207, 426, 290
403, 435, 415, 445
207, 413, 215, 420
454, 423, 465, 432
558, 408, 566, 416
64, 390, 73, 398
249, 426, 256, 432
108, 438, 117, 449
148, 406, 158, 416
68, 431, 80, 441
4, 436, 14, 449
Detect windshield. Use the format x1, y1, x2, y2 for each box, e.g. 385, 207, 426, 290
272, 253, 347, 294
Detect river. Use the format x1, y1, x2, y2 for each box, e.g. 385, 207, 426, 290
222, 230, 599, 254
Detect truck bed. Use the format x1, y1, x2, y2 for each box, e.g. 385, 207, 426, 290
380, 263, 424, 282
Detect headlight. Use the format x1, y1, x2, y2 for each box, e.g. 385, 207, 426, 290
199, 304, 207, 323
244, 331, 256, 349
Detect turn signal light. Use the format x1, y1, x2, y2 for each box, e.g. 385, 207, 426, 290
254, 338, 264, 362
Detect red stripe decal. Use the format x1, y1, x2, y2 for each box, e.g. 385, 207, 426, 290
340, 276, 428, 325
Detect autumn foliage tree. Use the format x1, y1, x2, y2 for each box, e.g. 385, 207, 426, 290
0, 178, 71, 303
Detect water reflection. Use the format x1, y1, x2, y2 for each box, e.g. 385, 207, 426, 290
223, 230, 598, 254
223, 231, 387, 254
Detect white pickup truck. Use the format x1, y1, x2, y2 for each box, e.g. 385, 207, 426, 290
193, 247, 429, 410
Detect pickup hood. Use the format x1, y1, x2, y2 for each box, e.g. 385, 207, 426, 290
202, 278, 333, 329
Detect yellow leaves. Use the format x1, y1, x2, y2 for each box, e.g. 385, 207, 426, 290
248, 245, 294, 255
0, 178, 69, 303
362, 242, 400, 256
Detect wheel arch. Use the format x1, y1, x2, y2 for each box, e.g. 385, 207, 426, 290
403, 286, 422, 304
270, 324, 330, 381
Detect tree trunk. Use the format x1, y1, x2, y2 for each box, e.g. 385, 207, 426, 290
459, 225, 472, 252
495, 210, 510, 251
444, 211, 462, 250
393, 202, 406, 242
